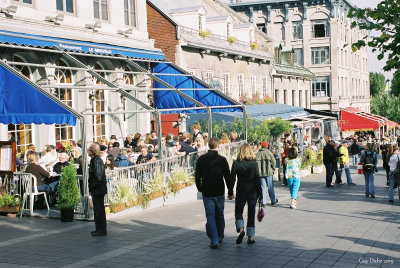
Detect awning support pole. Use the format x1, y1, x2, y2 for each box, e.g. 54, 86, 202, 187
243, 106, 248, 141
207, 108, 212, 138
156, 111, 163, 161
79, 117, 90, 219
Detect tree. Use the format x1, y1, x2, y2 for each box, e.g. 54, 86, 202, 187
369, 72, 386, 96
390, 70, 400, 96
370, 94, 400, 123
349, 0, 400, 72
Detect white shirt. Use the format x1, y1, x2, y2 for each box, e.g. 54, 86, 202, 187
39, 152, 58, 169
389, 153, 399, 172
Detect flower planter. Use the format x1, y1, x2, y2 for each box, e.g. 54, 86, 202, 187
0, 205, 21, 213
312, 165, 324, 174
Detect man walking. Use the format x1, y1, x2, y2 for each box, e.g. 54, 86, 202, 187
350, 139, 360, 166
338, 142, 356, 185
195, 138, 231, 249
323, 140, 341, 188
256, 141, 278, 207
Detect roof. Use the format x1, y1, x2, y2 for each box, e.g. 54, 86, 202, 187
274, 62, 314, 77
170, 6, 203, 14
228, 0, 357, 9
206, 15, 231, 22
233, 23, 253, 29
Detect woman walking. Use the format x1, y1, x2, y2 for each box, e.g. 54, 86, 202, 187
388, 146, 399, 203
285, 147, 301, 209
360, 143, 378, 198
230, 143, 261, 245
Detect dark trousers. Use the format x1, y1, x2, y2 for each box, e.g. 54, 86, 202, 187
334, 162, 342, 183
235, 190, 257, 230
93, 195, 107, 234
325, 163, 334, 187
282, 162, 288, 185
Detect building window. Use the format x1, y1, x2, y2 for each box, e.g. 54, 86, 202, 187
251, 75, 257, 96
124, 0, 136, 27
262, 77, 267, 97
283, 90, 287, 104
312, 77, 330, 97
56, 0, 74, 13
223, 73, 230, 95
198, 14, 204, 31
312, 21, 329, 38
274, 89, 279, 103
93, 63, 106, 142
8, 124, 32, 155
12, 55, 31, 80
292, 22, 302, 39
294, 48, 303, 65
205, 71, 213, 84
54, 59, 74, 145
123, 66, 135, 121
311, 47, 330, 65
257, 23, 266, 34
275, 22, 285, 40
238, 73, 244, 97
292, 90, 296, 106
93, 0, 108, 20
13, 0, 32, 4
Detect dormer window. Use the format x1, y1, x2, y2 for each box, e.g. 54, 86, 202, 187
227, 23, 232, 37
199, 14, 205, 31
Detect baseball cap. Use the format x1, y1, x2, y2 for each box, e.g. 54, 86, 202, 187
261, 141, 269, 148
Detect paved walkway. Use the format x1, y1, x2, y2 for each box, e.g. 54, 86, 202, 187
0, 165, 399, 268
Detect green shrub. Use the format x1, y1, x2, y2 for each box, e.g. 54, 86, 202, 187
316, 150, 324, 166
0, 193, 21, 207
305, 148, 317, 166
168, 167, 194, 195
109, 180, 137, 207
56, 162, 80, 209
141, 169, 165, 208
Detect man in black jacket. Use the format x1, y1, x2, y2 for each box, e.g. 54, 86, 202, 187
323, 140, 342, 188
195, 137, 230, 249
88, 143, 108, 237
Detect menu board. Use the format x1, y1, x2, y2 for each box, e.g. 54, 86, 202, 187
0, 141, 16, 175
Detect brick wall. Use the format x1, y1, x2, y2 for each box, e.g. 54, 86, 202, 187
147, 3, 179, 62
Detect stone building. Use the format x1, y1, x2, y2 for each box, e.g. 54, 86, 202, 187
0, 0, 162, 153
228, 0, 370, 113
147, 0, 314, 134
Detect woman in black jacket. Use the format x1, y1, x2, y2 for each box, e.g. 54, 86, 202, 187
230, 143, 261, 245
88, 143, 108, 236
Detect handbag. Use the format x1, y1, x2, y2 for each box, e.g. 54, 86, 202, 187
257, 202, 265, 222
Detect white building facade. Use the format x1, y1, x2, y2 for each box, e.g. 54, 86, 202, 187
0, 0, 160, 153
229, 0, 370, 113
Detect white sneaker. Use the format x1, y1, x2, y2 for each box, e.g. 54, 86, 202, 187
290, 204, 297, 209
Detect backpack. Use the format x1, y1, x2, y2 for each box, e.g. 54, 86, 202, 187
363, 152, 375, 173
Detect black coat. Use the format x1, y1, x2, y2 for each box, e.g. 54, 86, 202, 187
350, 142, 360, 155
88, 155, 107, 197
230, 160, 261, 198
323, 144, 341, 165
195, 150, 230, 197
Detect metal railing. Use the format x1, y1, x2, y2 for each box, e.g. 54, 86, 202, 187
105, 141, 246, 204
179, 26, 269, 52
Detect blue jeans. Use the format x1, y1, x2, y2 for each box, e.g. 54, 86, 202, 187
388, 171, 400, 201
235, 190, 257, 237
287, 178, 301, 199
260, 176, 276, 205
339, 164, 353, 184
352, 154, 359, 166
202, 195, 225, 245
364, 172, 375, 195
36, 184, 51, 195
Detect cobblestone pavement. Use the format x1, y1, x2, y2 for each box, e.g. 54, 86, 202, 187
1, 165, 399, 268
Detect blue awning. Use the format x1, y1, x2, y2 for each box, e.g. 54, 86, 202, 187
0, 30, 164, 61
151, 62, 241, 114
0, 64, 76, 125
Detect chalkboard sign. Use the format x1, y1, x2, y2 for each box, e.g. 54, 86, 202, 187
0, 141, 16, 176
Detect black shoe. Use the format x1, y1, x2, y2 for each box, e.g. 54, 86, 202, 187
236, 231, 245, 244
90, 230, 97, 235
389, 200, 394, 203
370, 194, 375, 198
247, 239, 255, 245
92, 232, 107, 237
348, 183, 356, 186
219, 239, 223, 244
271, 199, 278, 206
326, 185, 334, 188
209, 244, 218, 249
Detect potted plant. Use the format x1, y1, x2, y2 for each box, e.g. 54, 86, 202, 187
199, 30, 211, 38
168, 167, 194, 196
109, 180, 138, 213
250, 41, 259, 50
56, 162, 80, 222
0, 192, 21, 213
227, 36, 237, 44
300, 159, 310, 177
313, 150, 324, 174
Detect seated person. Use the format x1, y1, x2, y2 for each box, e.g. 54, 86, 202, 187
107, 142, 121, 159
136, 145, 156, 164
134, 139, 145, 153
175, 141, 196, 156
115, 149, 135, 167
53, 152, 70, 175
25, 151, 57, 195
39, 145, 57, 170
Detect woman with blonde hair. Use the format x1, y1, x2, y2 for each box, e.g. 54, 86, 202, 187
229, 143, 261, 245
220, 133, 231, 145
191, 123, 202, 142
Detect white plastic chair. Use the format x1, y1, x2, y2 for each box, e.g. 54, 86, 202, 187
20, 174, 49, 218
